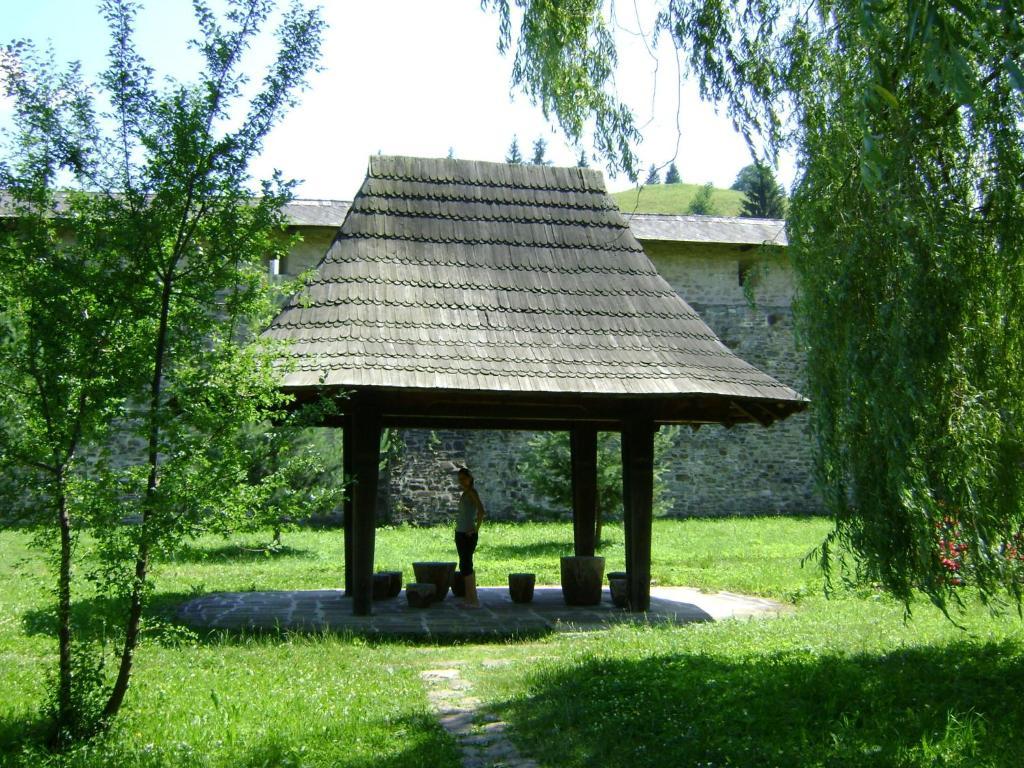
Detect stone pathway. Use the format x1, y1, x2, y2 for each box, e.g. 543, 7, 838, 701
421, 661, 537, 768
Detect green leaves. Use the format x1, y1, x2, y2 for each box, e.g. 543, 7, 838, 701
485, 0, 642, 179
518, 428, 680, 522
0, 0, 323, 739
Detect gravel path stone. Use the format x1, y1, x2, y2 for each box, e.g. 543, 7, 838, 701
421, 664, 538, 768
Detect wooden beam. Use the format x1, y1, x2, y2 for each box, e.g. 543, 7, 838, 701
621, 427, 634, 580
731, 400, 776, 428
342, 419, 353, 596
623, 419, 656, 612
570, 426, 598, 557
349, 404, 381, 616
281, 387, 807, 430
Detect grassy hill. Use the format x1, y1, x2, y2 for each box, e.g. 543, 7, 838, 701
611, 182, 745, 216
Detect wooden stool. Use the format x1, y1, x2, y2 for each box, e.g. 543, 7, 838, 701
373, 570, 403, 600
412, 561, 456, 600
508, 573, 536, 603
560, 555, 605, 606
405, 582, 436, 608
607, 571, 628, 608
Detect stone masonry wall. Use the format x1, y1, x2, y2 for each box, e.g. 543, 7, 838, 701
384, 428, 553, 525
376, 241, 821, 522
286, 227, 822, 522
645, 241, 819, 516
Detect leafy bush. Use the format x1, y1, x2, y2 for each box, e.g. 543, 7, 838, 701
518, 429, 679, 523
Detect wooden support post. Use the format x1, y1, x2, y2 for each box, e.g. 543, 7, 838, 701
622, 419, 656, 612
349, 404, 381, 616
342, 419, 353, 596
570, 426, 598, 557
621, 427, 634, 578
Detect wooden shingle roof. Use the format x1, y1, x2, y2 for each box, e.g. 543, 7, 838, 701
264, 156, 803, 421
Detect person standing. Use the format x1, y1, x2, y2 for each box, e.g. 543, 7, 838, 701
455, 467, 485, 607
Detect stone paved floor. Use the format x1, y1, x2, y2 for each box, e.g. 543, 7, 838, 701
176, 585, 788, 639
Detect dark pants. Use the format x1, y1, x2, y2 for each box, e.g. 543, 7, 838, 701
455, 531, 478, 575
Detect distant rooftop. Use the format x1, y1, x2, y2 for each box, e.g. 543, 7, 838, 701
622, 213, 787, 247
3, 193, 788, 248
280, 199, 787, 247
281, 199, 351, 227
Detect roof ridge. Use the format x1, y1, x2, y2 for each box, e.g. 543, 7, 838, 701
290, 348, 753, 373
369, 155, 606, 194
271, 316, 721, 341
279, 334, 728, 355
361, 184, 618, 212
350, 204, 627, 228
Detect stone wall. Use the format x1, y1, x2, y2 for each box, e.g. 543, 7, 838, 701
284, 226, 336, 273
383, 428, 554, 525
285, 227, 822, 522
645, 241, 819, 516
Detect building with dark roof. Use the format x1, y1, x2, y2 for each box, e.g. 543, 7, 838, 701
266, 156, 801, 413
264, 155, 806, 614
274, 177, 816, 525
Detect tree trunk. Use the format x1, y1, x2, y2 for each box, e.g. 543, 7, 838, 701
55, 480, 73, 741
104, 270, 173, 721
102, 541, 148, 720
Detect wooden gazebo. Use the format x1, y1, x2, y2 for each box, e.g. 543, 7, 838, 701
263, 156, 805, 615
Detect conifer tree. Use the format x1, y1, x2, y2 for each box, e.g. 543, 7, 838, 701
739, 162, 786, 218
530, 136, 551, 165
664, 162, 681, 184
644, 163, 660, 184
505, 136, 523, 164
687, 183, 717, 215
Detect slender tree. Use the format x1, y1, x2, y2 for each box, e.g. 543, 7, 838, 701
739, 162, 786, 218
0, 0, 323, 743
644, 163, 661, 184
664, 162, 681, 184
505, 135, 523, 164
687, 182, 716, 215
576, 149, 589, 168
530, 136, 551, 165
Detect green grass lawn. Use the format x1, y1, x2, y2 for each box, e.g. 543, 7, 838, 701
611, 183, 746, 216
1, 518, 1022, 766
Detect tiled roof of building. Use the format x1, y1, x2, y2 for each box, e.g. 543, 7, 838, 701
263, 155, 802, 406
276, 200, 788, 247
623, 212, 787, 246
4, 193, 789, 247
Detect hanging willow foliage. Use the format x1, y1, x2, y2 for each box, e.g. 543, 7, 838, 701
489, 0, 1024, 611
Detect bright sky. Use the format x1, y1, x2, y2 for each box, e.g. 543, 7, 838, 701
0, 1, 793, 199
